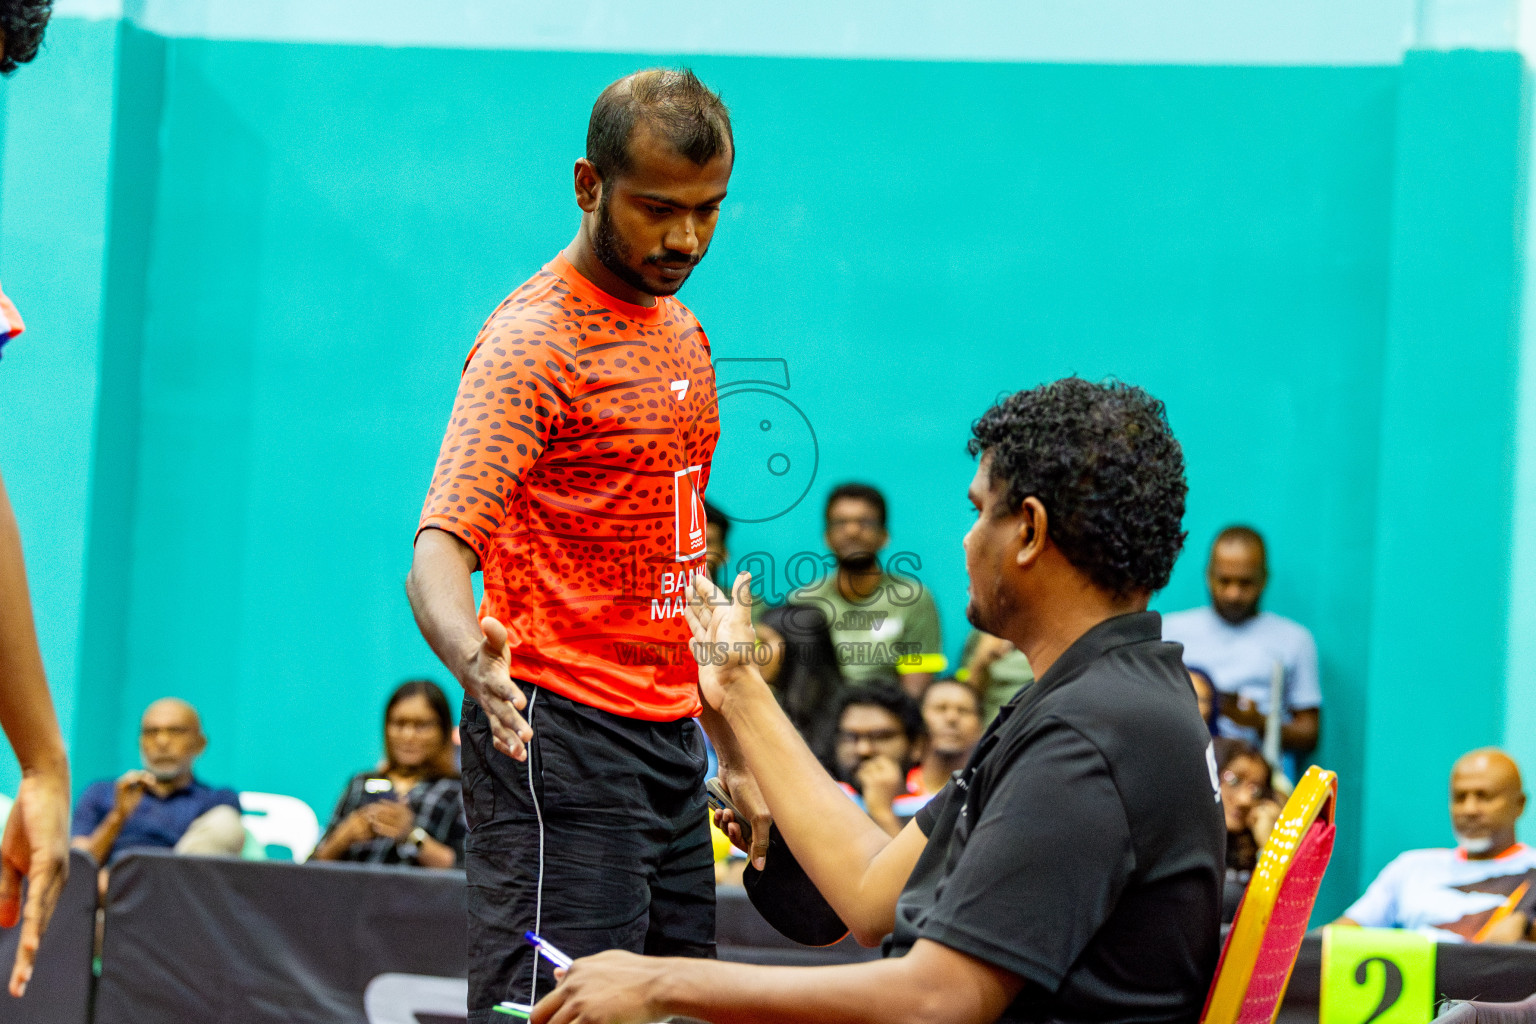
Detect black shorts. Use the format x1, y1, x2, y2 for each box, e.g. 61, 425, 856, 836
460, 686, 715, 1023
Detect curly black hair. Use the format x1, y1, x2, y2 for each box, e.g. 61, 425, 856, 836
0, 0, 50, 75
967, 377, 1187, 598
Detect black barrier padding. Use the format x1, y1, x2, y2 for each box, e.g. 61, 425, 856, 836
1275, 933, 1536, 1024
0, 848, 97, 1024
95, 851, 468, 1024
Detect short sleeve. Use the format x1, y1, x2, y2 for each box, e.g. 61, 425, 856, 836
212, 788, 241, 813
1342, 857, 1402, 928
905, 587, 944, 657
914, 782, 956, 835
919, 721, 1134, 991
417, 313, 574, 563
1287, 628, 1322, 711
71, 782, 111, 838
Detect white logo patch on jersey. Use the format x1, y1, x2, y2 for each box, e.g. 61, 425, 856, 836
670, 379, 689, 401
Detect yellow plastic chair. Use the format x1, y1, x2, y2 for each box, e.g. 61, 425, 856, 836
1201, 764, 1339, 1024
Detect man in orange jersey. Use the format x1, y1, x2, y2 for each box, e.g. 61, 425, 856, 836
406, 69, 761, 1023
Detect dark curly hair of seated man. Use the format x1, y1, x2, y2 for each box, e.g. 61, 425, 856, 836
0, 0, 51, 75
967, 376, 1188, 598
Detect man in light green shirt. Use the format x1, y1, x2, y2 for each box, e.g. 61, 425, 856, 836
790, 483, 943, 695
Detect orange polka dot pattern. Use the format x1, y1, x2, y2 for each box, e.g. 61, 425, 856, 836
419, 255, 720, 721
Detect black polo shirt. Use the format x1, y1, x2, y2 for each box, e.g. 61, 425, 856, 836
887, 611, 1224, 1024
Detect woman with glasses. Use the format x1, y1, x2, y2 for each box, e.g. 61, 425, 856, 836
312, 680, 465, 868
1214, 737, 1282, 920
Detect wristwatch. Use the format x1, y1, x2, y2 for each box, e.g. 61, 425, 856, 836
399, 826, 430, 857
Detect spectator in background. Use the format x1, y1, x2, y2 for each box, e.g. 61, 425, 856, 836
754, 604, 846, 765
313, 680, 464, 868
1163, 526, 1320, 779
72, 698, 243, 866
959, 629, 1034, 724
913, 679, 983, 797
1214, 739, 1282, 922
831, 683, 926, 836
704, 500, 730, 588
1188, 668, 1217, 735
1337, 749, 1536, 942
791, 483, 944, 696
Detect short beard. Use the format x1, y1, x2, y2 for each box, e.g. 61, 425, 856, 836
142, 758, 185, 783
1214, 600, 1259, 625
837, 552, 879, 574
591, 193, 699, 298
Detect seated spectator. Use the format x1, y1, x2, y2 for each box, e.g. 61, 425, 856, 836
1188, 667, 1217, 735
72, 698, 243, 866
755, 603, 847, 765
1163, 526, 1321, 780
791, 483, 944, 695
959, 628, 1034, 724
312, 680, 465, 868
1214, 738, 1282, 922
1337, 748, 1536, 942
831, 682, 927, 836
912, 679, 983, 796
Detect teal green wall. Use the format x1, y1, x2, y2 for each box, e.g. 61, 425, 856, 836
1, 19, 1530, 923
0, 17, 120, 795
1361, 50, 1527, 881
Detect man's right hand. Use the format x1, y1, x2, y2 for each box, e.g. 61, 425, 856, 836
462, 616, 532, 761
112, 770, 151, 819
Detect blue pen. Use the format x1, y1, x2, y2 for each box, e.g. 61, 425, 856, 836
524, 930, 574, 971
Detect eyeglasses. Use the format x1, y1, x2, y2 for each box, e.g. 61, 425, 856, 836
1221, 771, 1266, 799
836, 728, 904, 747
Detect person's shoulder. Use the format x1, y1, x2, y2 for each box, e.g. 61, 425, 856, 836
1380, 846, 1457, 876
192, 780, 242, 807
661, 295, 704, 329
1255, 611, 1315, 645
482, 263, 584, 332
884, 572, 936, 604
78, 778, 115, 803
792, 574, 838, 601
1161, 606, 1215, 634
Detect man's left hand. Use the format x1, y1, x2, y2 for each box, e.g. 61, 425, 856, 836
531, 950, 669, 1024
0, 761, 69, 996
714, 763, 771, 870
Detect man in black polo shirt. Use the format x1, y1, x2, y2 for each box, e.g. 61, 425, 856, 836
533, 378, 1224, 1024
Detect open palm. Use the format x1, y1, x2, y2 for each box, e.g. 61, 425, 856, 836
684, 571, 757, 710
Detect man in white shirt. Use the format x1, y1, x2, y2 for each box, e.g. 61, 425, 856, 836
1163, 526, 1319, 779
1336, 749, 1535, 943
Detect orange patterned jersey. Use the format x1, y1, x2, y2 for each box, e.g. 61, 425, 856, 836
419, 254, 719, 720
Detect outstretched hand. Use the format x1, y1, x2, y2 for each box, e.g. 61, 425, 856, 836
0, 762, 68, 997
683, 571, 759, 712
464, 616, 532, 761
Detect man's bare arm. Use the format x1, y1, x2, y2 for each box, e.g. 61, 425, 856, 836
1282, 708, 1319, 752
0, 471, 70, 996
406, 528, 532, 760
1219, 696, 1319, 753
687, 574, 927, 945
536, 937, 1021, 1024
